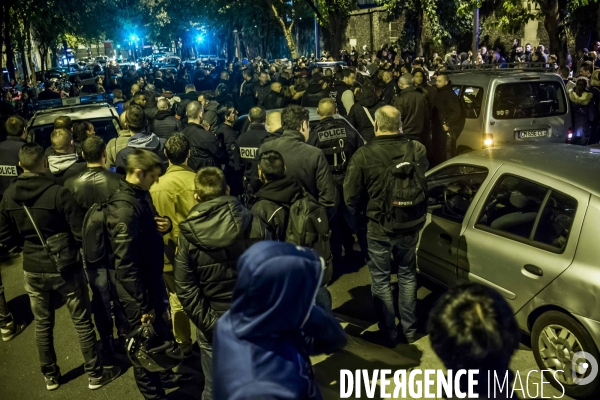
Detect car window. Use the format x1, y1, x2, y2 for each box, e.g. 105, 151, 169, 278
476, 174, 577, 252
30, 118, 119, 150
427, 165, 489, 223
461, 86, 484, 119
492, 81, 566, 119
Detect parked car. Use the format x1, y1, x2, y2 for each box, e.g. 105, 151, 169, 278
417, 144, 600, 398
447, 70, 571, 153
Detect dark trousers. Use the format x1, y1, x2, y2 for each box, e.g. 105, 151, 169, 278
85, 266, 129, 339
330, 184, 368, 262
197, 330, 213, 400
23, 269, 102, 378
0, 270, 13, 328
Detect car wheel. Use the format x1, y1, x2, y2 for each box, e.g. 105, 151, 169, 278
531, 311, 600, 398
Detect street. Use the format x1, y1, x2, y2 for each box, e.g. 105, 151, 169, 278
0, 253, 569, 400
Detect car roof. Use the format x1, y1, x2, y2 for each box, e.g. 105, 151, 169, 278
448, 71, 563, 86
241, 107, 342, 121
452, 145, 600, 196
28, 104, 117, 128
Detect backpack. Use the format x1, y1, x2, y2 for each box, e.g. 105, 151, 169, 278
369, 141, 428, 235
82, 192, 138, 267
285, 188, 333, 285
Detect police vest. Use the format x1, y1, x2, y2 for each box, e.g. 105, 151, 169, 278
313, 121, 353, 174
239, 146, 259, 160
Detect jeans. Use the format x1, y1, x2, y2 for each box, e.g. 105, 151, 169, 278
0, 270, 14, 328
23, 269, 103, 378
85, 266, 128, 339
163, 272, 192, 353
197, 331, 213, 400
366, 231, 418, 340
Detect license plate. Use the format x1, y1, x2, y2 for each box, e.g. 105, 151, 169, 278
518, 130, 547, 138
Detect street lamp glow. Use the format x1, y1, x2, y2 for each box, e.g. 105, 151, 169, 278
131, 35, 137, 41
197, 35, 204, 42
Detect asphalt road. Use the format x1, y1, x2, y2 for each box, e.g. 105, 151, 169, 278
0, 252, 570, 400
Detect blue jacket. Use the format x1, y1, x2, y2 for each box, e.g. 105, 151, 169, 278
213, 241, 347, 400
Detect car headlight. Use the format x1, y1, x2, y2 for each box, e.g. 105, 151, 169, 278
483, 134, 494, 147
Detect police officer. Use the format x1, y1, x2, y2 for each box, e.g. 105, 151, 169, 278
328, 69, 356, 116
236, 106, 270, 197
309, 98, 365, 264
0, 116, 27, 198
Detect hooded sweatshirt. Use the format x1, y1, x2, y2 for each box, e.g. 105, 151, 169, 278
213, 241, 347, 400
114, 132, 168, 175
174, 196, 269, 339
46, 153, 86, 185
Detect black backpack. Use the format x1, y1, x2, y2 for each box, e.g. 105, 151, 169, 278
285, 188, 333, 285
82, 192, 138, 267
369, 141, 428, 235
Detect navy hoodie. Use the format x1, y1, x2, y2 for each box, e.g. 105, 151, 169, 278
213, 241, 347, 400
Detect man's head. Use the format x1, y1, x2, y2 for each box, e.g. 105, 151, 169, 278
194, 167, 228, 203
54, 116, 73, 132
18, 143, 46, 173
525, 43, 531, 52
480, 46, 487, 55
126, 104, 147, 132
132, 91, 147, 108
130, 84, 140, 97
50, 129, 74, 154
44, 81, 56, 91
270, 82, 282, 93
5, 115, 27, 139
435, 73, 450, 89
341, 69, 356, 86
580, 64, 593, 78
374, 106, 402, 136
249, 106, 267, 124
558, 66, 570, 80
382, 70, 393, 84
428, 283, 520, 372
157, 98, 170, 111
119, 110, 128, 130
185, 84, 196, 93
281, 105, 310, 141
412, 69, 426, 86
317, 98, 336, 118
259, 71, 269, 85
186, 101, 204, 123
164, 134, 190, 166
136, 76, 145, 87
198, 92, 213, 106
155, 70, 163, 79
398, 73, 414, 90
220, 71, 230, 81
242, 69, 253, 81
113, 88, 123, 99
82, 135, 106, 166
125, 149, 162, 190
258, 150, 285, 184
266, 111, 282, 133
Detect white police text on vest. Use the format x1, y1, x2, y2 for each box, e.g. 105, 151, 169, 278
0, 165, 18, 177
318, 128, 347, 142
239, 147, 259, 159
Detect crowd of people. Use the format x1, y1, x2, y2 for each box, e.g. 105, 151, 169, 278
0, 38, 594, 399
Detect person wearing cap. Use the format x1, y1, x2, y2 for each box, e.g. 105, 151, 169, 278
212, 241, 347, 400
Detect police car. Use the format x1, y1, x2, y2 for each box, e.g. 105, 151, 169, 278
27, 94, 122, 150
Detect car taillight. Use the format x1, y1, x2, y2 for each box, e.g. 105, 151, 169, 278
567, 128, 573, 142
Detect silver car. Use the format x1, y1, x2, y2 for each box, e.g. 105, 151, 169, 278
417, 144, 600, 398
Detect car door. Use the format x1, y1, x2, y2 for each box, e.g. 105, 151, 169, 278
417, 164, 492, 287
459, 164, 589, 312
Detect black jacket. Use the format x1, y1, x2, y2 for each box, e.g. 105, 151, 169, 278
391, 86, 428, 143
255, 82, 270, 106
37, 89, 61, 100
64, 167, 122, 212
236, 124, 270, 195
432, 82, 462, 137
381, 80, 398, 105
108, 180, 169, 318
174, 196, 269, 339
176, 91, 198, 126
347, 90, 384, 144
259, 130, 337, 209
181, 122, 228, 172
344, 135, 428, 236
216, 123, 243, 195
0, 173, 83, 273
150, 110, 182, 140
263, 90, 289, 110
0, 136, 26, 197
328, 82, 351, 116
301, 83, 328, 108
237, 80, 256, 115
250, 175, 303, 241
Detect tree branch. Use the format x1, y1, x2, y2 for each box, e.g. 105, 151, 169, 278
302, 0, 325, 21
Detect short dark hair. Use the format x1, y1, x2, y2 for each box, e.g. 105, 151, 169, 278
581, 64, 593, 74
132, 91, 146, 104
73, 121, 93, 144
18, 143, 45, 170
194, 167, 227, 202
5, 115, 26, 137
164, 134, 189, 165
112, 88, 123, 98
428, 283, 520, 371
259, 150, 285, 181
125, 149, 162, 175
82, 136, 106, 163
126, 104, 146, 131
249, 106, 266, 123
342, 69, 355, 79
54, 116, 73, 131
281, 105, 309, 131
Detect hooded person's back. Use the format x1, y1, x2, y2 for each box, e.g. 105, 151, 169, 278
347, 87, 383, 143
213, 241, 347, 400
46, 152, 86, 185
114, 132, 168, 175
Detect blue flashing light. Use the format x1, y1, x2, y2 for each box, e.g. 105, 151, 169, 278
197, 36, 204, 42
131, 35, 137, 41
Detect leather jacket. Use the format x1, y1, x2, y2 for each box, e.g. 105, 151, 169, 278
64, 166, 122, 212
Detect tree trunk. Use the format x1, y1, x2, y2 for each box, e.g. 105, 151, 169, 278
270, 2, 298, 59
543, 0, 568, 67
415, 3, 424, 58
4, 4, 16, 81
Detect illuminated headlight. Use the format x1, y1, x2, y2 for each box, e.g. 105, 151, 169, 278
568, 133, 573, 139
483, 134, 494, 147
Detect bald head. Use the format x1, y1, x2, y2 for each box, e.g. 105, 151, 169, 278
317, 98, 336, 118
50, 129, 74, 153
374, 105, 402, 135
119, 110, 128, 128
157, 98, 170, 111
266, 111, 282, 133
131, 84, 140, 96
398, 73, 415, 89
270, 82, 282, 93
186, 101, 204, 122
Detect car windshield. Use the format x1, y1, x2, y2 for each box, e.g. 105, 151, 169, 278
29, 118, 120, 150
492, 81, 566, 119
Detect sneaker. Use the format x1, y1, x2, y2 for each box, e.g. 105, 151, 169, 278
1, 321, 26, 342
45, 376, 60, 391
88, 366, 121, 390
